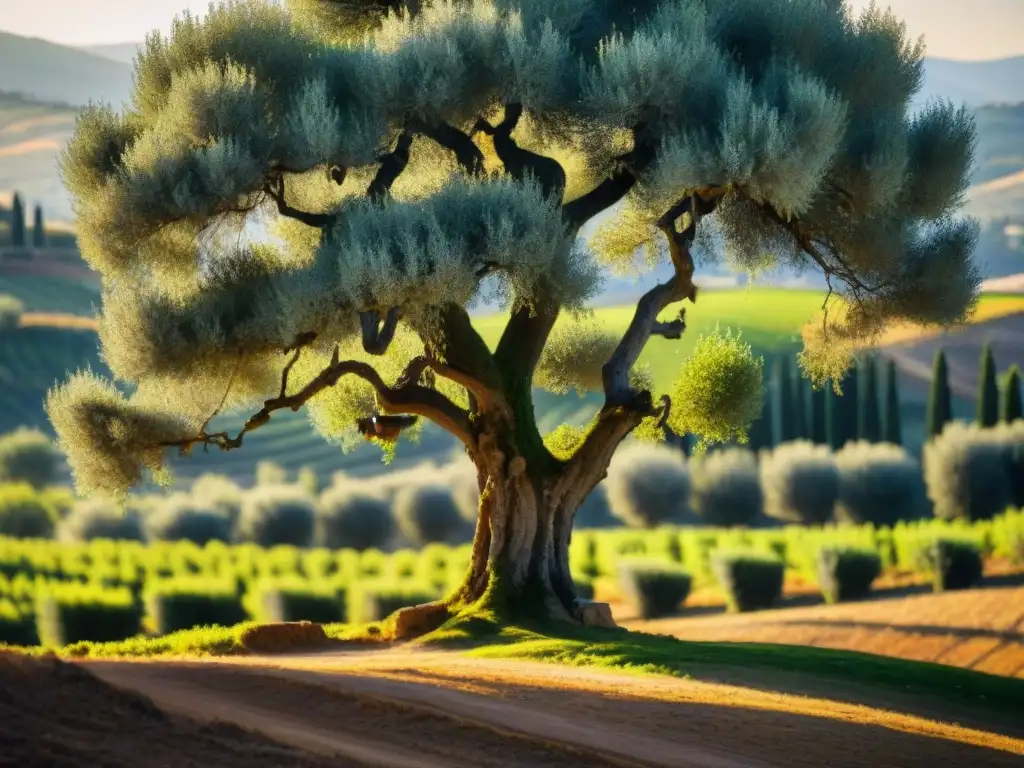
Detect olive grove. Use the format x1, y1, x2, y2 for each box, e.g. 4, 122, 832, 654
48, 0, 979, 635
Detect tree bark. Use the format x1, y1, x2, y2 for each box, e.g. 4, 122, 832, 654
391, 425, 618, 639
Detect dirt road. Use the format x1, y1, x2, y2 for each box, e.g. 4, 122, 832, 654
67, 648, 1021, 768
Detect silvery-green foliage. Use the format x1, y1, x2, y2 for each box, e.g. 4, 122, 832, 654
535, 317, 652, 395
52, 0, 980, 498
46, 372, 193, 499
144, 493, 232, 544
58, 498, 145, 543
689, 447, 762, 527
834, 441, 927, 526
235, 483, 317, 547
317, 481, 395, 550
191, 473, 244, 523
606, 442, 691, 528
393, 483, 467, 545
923, 421, 1022, 522
760, 440, 839, 525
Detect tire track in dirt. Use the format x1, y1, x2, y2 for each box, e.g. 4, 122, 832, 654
85, 651, 1024, 768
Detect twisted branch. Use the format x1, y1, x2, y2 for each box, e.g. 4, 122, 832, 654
162, 340, 474, 455
408, 117, 484, 176
562, 126, 657, 229
360, 308, 400, 355
263, 175, 335, 229
473, 104, 566, 200
367, 132, 414, 201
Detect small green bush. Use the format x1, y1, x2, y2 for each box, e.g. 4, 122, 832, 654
191, 473, 244, 525
347, 582, 438, 624
58, 499, 145, 542
689, 448, 763, 527
618, 559, 692, 619
255, 461, 288, 486
0, 598, 37, 646
443, 461, 480, 523
0, 294, 24, 330
575, 485, 618, 529
817, 547, 881, 604
0, 483, 59, 538
761, 441, 838, 525
235, 485, 316, 547
0, 428, 61, 489
393, 483, 466, 545
834, 442, 928, 525
145, 494, 231, 544
712, 550, 785, 612
573, 576, 595, 601
606, 443, 691, 528
144, 579, 247, 634
250, 578, 346, 624
297, 466, 320, 496
923, 422, 1012, 521
35, 583, 142, 646
317, 483, 394, 550
918, 539, 984, 592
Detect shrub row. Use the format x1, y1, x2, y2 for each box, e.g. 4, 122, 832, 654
0, 508, 1014, 644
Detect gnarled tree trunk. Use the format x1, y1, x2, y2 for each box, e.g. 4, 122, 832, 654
392, 406, 641, 640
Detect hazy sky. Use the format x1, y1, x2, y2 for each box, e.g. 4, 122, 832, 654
0, 0, 1022, 60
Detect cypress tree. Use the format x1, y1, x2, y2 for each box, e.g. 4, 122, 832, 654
926, 349, 953, 439
826, 366, 858, 449
976, 343, 999, 427
791, 369, 807, 439
857, 355, 881, 442
10, 193, 25, 247
747, 387, 775, 453
32, 205, 45, 248
807, 381, 828, 444
882, 358, 902, 445
773, 356, 796, 444
1002, 365, 1023, 424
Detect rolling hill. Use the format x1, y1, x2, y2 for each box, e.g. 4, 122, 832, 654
0, 32, 132, 108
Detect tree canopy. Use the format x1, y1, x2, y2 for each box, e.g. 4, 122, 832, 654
49, 0, 979, 501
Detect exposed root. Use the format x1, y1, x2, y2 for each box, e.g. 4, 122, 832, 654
390, 600, 455, 641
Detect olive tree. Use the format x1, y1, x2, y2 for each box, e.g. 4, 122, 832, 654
47, 0, 978, 636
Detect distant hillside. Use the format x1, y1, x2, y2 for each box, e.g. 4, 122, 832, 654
0, 32, 131, 108
918, 57, 1024, 109
1, 30, 1023, 257
79, 43, 141, 66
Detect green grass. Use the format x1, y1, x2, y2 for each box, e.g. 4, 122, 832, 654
424, 615, 1024, 713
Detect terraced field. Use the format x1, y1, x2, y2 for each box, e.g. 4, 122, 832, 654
0, 272, 99, 315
